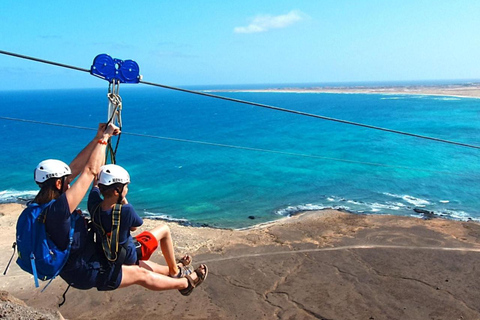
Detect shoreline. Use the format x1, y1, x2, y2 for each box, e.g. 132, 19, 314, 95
205, 83, 480, 99
0, 203, 477, 247
2, 200, 477, 231
1, 198, 478, 231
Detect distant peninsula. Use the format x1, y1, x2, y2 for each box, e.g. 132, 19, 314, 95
207, 82, 480, 98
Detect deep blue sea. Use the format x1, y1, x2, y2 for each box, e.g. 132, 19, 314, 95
0, 85, 479, 228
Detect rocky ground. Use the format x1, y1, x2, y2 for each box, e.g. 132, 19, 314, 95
1, 204, 480, 319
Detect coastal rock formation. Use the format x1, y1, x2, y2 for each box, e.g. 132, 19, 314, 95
0, 291, 64, 320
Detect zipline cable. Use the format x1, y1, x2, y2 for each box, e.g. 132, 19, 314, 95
0, 116, 466, 176
139, 81, 480, 150
0, 50, 90, 73
1, 49, 479, 150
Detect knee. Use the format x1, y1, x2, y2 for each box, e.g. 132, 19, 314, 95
134, 266, 155, 284
161, 225, 171, 236
151, 224, 170, 240
121, 265, 152, 287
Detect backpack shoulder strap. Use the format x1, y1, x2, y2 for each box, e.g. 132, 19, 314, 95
37, 200, 56, 223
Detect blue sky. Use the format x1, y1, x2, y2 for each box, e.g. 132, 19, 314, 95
1, 0, 480, 90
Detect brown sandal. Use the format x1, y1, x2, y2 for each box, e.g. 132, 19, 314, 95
173, 255, 193, 278
178, 254, 192, 267
179, 264, 208, 296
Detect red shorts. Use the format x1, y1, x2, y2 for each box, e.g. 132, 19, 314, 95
134, 231, 158, 261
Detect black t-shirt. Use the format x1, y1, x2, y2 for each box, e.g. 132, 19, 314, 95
88, 187, 143, 264
44, 193, 89, 253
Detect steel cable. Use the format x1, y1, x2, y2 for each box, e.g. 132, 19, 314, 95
1, 49, 479, 150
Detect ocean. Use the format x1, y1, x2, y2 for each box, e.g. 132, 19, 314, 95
0, 85, 479, 228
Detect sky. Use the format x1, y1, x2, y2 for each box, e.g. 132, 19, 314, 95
1, 0, 480, 90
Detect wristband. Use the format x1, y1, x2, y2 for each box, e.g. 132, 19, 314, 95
98, 139, 108, 145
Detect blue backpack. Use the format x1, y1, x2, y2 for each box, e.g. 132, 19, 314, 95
15, 200, 77, 288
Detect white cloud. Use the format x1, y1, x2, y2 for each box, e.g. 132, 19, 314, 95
234, 10, 305, 34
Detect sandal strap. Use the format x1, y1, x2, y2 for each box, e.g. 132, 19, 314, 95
178, 264, 194, 278
178, 255, 192, 266
178, 264, 208, 296
185, 274, 196, 289
190, 265, 207, 287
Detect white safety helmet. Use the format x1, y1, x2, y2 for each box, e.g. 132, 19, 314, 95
98, 164, 130, 186
34, 159, 72, 184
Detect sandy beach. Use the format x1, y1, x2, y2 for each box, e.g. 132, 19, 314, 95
207, 83, 480, 99
1, 203, 480, 320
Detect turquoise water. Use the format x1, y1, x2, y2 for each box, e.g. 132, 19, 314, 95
0, 86, 479, 228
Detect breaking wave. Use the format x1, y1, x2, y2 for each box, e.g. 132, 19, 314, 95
0, 189, 36, 204
273, 193, 477, 222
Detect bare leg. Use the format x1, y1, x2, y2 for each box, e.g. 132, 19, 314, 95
119, 265, 187, 290
148, 225, 179, 276
139, 260, 169, 276
119, 264, 207, 291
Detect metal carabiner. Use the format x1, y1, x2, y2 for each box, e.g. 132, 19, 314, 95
107, 81, 122, 125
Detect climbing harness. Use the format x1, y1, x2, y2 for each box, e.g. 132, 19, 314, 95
90, 203, 127, 289
91, 204, 124, 262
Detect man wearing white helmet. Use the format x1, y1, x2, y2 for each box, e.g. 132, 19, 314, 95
88, 164, 195, 278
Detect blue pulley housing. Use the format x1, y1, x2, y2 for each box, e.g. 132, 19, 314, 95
90, 54, 140, 83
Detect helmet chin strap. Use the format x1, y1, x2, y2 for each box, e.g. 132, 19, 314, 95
115, 186, 124, 204
58, 176, 67, 195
